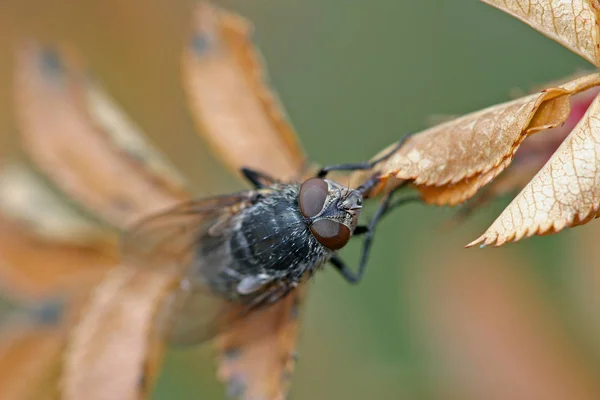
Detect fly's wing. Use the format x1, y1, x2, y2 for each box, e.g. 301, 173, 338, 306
120, 192, 260, 345
121, 194, 252, 267
156, 279, 248, 346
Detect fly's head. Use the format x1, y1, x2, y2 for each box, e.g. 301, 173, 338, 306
298, 177, 363, 251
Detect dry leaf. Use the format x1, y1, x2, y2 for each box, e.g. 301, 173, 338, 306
0, 161, 116, 299
445, 163, 542, 226
0, 276, 111, 400
470, 83, 600, 246
14, 42, 189, 229
0, 162, 111, 245
482, 0, 600, 66
453, 86, 600, 221
182, 3, 307, 181
0, 213, 115, 300
363, 73, 600, 205
216, 286, 306, 400
0, 309, 66, 400
63, 265, 176, 400
84, 83, 188, 198
416, 165, 507, 205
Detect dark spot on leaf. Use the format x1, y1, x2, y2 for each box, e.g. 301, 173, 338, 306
191, 31, 218, 56
223, 346, 242, 361
290, 351, 299, 362
226, 374, 246, 398
37, 47, 65, 82
30, 298, 64, 326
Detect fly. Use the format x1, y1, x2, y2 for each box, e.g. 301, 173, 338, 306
121, 138, 414, 345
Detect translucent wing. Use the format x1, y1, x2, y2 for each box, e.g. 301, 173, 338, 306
120, 191, 268, 345
121, 193, 252, 268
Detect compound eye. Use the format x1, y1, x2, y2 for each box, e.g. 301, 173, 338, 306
299, 178, 328, 218
310, 219, 351, 250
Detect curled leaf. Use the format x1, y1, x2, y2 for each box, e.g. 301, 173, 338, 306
216, 286, 306, 400
364, 73, 600, 205
416, 165, 506, 206
470, 86, 600, 246
483, 0, 600, 66
454, 86, 600, 221
182, 3, 307, 181
63, 265, 176, 400
15, 42, 189, 229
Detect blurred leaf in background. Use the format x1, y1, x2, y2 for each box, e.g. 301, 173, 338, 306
1, 1, 600, 400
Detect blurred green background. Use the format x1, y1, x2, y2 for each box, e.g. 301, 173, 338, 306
2, 1, 600, 399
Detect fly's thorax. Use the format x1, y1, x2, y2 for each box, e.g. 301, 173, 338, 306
298, 178, 363, 251
225, 184, 329, 281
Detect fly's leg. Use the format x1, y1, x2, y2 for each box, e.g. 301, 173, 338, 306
239, 280, 294, 316
241, 167, 279, 189
352, 225, 369, 236
352, 194, 422, 236
316, 133, 412, 179
382, 194, 423, 217
329, 256, 361, 284
330, 191, 421, 284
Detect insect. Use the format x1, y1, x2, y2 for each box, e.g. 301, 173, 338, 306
121, 139, 414, 345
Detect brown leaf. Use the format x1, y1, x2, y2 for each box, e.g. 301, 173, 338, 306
454, 86, 600, 221
482, 0, 600, 66
417, 164, 507, 205
0, 213, 115, 300
444, 162, 542, 227
216, 286, 306, 400
470, 86, 600, 246
0, 277, 108, 400
0, 311, 66, 400
182, 3, 308, 181
0, 162, 111, 245
364, 73, 600, 205
62, 265, 176, 400
14, 42, 189, 229
0, 161, 116, 300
